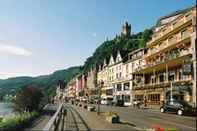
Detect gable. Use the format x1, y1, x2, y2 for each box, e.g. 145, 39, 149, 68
109, 55, 114, 65
116, 52, 122, 63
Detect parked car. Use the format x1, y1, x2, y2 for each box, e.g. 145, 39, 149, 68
101, 99, 107, 105
133, 99, 143, 108
112, 99, 124, 107
101, 98, 113, 105
160, 100, 193, 116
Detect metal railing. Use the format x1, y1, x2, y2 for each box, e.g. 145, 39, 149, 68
43, 103, 65, 131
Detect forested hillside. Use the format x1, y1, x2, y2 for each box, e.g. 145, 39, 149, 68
82, 29, 152, 73
0, 66, 82, 99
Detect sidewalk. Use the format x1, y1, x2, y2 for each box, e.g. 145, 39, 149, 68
67, 104, 139, 131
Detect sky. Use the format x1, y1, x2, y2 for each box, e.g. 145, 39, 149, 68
0, 0, 196, 79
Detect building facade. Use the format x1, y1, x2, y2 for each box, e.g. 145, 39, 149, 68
86, 68, 97, 100
113, 51, 132, 106
63, 6, 196, 108
97, 59, 110, 103
127, 48, 146, 104
132, 6, 196, 107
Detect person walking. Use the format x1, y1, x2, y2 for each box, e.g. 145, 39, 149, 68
144, 97, 147, 108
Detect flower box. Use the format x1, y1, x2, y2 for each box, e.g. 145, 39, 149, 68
105, 112, 120, 123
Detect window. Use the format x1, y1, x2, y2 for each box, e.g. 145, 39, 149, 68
116, 95, 121, 100
129, 55, 132, 60
106, 89, 113, 95
148, 94, 160, 103
119, 72, 122, 78
139, 60, 142, 65
117, 84, 122, 91
159, 74, 165, 82
181, 29, 189, 38
169, 71, 175, 81
179, 69, 189, 80
124, 83, 130, 90
124, 95, 130, 102
151, 76, 155, 84
132, 63, 135, 69
116, 73, 118, 79
135, 95, 143, 101
126, 65, 129, 72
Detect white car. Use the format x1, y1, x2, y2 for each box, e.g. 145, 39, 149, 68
101, 99, 107, 105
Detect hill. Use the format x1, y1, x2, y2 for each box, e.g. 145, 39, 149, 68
82, 29, 152, 73
0, 66, 82, 99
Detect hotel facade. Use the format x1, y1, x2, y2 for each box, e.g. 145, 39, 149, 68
132, 6, 196, 107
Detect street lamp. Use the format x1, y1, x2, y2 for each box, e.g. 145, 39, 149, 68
97, 80, 104, 115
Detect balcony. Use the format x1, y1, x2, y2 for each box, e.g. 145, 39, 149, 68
133, 79, 192, 90
133, 81, 170, 90
134, 48, 192, 73
146, 30, 191, 58
147, 12, 193, 46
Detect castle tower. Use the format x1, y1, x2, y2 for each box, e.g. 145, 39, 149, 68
121, 21, 131, 36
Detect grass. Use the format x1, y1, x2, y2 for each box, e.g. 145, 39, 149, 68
0, 111, 39, 131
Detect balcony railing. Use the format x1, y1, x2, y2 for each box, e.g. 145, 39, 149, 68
133, 78, 192, 90
146, 31, 191, 57
148, 12, 193, 46
134, 48, 192, 72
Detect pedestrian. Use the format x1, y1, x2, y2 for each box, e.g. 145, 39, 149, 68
133, 99, 137, 108
137, 102, 140, 109
144, 97, 147, 108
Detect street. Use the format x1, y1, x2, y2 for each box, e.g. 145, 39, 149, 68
25, 103, 196, 131
99, 105, 196, 131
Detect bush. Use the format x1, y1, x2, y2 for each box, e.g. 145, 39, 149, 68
13, 85, 43, 112
0, 111, 39, 131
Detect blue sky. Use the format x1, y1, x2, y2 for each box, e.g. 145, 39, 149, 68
0, 0, 195, 79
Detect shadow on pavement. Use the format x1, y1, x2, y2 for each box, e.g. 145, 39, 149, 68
70, 106, 92, 131
118, 121, 137, 127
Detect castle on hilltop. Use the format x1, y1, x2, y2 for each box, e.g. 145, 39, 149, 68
121, 21, 131, 37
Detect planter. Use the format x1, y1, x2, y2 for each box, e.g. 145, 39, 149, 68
106, 115, 120, 123
87, 106, 95, 112
105, 112, 120, 123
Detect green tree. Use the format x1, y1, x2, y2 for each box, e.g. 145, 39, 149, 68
13, 85, 43, 112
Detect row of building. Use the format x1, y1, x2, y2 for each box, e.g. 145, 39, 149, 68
56, 6, 196, 108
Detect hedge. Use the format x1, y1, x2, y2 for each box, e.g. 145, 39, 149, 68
0, 111, 39, 131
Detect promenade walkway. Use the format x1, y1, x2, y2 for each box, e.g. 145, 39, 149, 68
62, 104, 137, 131
24, 115, 51, 131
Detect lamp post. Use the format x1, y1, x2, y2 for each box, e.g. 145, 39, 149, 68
97, 80, 104, 115
170, 81, 173, 101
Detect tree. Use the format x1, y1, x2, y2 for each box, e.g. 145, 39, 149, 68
13, 85, 43, 112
